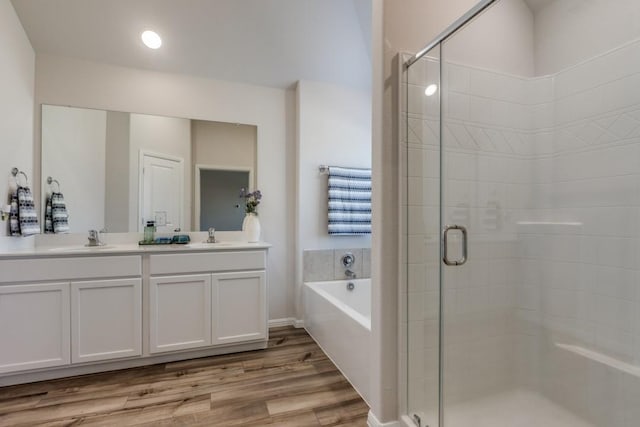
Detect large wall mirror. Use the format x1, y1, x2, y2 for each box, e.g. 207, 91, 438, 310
41, 104, 257, 233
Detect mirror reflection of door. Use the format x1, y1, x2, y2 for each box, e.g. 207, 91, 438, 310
196, 167, 251, 231
140, 151, 184, 233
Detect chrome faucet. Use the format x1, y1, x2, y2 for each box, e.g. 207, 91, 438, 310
345, 269, 357, 279
87, 229, 104, 247
207, 227, 217, 243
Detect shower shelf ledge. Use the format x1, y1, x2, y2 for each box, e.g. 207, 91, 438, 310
555, 343, 640, 378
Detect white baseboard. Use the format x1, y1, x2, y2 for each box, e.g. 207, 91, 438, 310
268, 318, 304, 328
368, 411, 401, 427
268, 317, 295, 327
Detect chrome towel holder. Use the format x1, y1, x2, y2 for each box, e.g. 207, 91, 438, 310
11, 167, 28, 186
47, 176, 61, 192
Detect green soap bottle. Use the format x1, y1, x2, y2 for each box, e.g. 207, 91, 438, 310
144, 221, 156, 243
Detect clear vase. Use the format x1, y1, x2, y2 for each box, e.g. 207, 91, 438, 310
242, 212, 261, 242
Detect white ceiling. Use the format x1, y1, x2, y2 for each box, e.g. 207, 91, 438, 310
11, 0, 372, 91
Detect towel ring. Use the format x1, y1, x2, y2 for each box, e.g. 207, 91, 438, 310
47, 176, 61, 192
10, 168, 28, 187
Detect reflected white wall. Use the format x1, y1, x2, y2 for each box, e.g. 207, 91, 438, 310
0, 0, 34, 238
41, 105, 106, 233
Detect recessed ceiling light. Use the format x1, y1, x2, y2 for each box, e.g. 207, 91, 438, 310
141, 30, 162, 49
425, 84, 438, 96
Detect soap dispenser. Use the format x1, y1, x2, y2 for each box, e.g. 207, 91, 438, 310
144, 220, 156, 243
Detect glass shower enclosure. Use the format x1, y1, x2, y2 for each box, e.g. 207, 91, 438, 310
404, 0, 640, 426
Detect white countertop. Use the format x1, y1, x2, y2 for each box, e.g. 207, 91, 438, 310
0, 232, 271, 259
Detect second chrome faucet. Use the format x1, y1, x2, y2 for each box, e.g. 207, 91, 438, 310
87, 229, 105, 247
207, 227, 217, 243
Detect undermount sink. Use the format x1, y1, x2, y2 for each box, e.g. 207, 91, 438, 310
48, 245, 116, 252
185, 241, 234, 248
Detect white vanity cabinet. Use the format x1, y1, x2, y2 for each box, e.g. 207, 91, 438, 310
149, 274, 212, 353
0, 282, 70, 374
0, 256, 142, 375
149, 250, 268, 353
71, 278, 142, 363
0, 244, 269, 385
212, 271, 267, 345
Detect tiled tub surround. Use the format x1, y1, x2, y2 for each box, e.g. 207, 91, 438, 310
303, 248, 371, 282
405, 38, 640, 426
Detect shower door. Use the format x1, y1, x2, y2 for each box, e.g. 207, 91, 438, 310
406, 0, 640, 426
404, 45, 441, 427
438, 24, 525, 426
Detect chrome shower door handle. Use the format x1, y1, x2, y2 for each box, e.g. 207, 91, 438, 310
443, 224, 468, 266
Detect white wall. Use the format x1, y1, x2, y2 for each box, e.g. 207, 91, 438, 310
129, 113, 191, 232
296, 80, 372, 250
41, 105, 106, 232
445, 0, 535, 77
534, 0, 640, 76
191, 121, 256, 181
295, 80, 372, 317
105, 111, 130, 233
0, 0, 34, 237
34, 54, 295, 321
191, 121, 256, 174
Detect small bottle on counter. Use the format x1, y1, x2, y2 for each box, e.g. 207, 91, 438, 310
144, 220, 156, 243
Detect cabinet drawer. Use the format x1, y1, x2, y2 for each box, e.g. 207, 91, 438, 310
149, 251, 266, 275
0, 256, 141, 283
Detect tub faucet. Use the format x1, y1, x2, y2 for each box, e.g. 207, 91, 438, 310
87, 229, 103, 247
345, 269, 357, 279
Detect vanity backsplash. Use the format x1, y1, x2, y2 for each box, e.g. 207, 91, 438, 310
303, 248, 371, 282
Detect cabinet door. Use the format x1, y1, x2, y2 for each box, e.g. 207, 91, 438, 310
212, 271, 267, 345
0, 282, 70, 373
149, 274, 211, 353
71, 278, 142, 363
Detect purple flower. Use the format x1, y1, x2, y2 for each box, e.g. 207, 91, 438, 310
239, 188, 263, 214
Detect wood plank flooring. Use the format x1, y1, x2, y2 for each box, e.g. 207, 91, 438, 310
0, 327, 369, 426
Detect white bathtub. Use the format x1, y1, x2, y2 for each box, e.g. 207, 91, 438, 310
303, 278, 371, 404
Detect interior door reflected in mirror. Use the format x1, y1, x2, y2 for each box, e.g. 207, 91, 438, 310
41, 104, 257, 233
196, 167, 251, 232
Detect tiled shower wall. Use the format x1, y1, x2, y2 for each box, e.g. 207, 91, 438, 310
406, 37, 640, 424
517, 39, 640, 425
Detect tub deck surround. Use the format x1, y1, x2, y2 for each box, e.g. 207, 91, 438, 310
0, 235, 271, 386
0, 327, 370, 426
303, 279, 371, 405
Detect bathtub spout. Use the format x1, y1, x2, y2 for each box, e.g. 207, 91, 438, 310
345, 269, 357, 279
